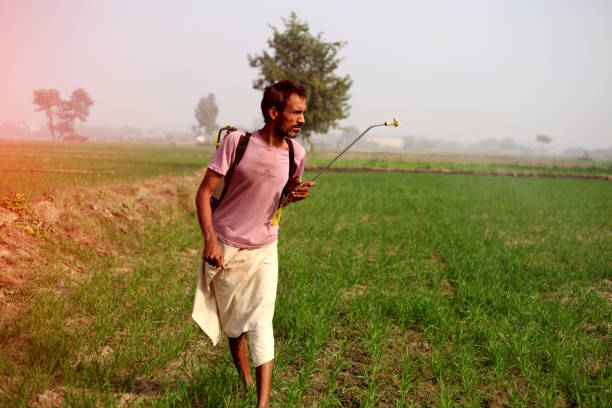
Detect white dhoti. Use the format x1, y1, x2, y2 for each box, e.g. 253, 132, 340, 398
192, 240, 278, 366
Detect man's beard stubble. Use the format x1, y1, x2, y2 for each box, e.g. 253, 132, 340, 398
274, 119, 300, 139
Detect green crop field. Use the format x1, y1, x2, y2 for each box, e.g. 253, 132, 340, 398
1, 141, 611, 407
305, 151, 612, 178
0, 140, 215, 198
1, 140, 610, 199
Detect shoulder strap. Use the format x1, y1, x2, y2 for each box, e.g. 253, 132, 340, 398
233, 132, 252, 169
219, 131, 251, 203
286, 137, 296, 178
278, 138, 296, 209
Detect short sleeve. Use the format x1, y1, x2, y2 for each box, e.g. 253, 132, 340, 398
207, 131, 242, 176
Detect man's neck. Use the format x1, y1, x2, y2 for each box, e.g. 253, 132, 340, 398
259, 123, 287, 148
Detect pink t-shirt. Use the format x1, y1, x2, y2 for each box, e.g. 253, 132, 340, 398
208, 130, 306, 249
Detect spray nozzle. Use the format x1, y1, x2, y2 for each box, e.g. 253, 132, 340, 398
384, 118, 399, 127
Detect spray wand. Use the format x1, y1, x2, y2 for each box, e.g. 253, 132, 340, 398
271, 118, 400, 225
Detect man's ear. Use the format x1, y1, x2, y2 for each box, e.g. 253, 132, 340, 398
269, 106, 279, 121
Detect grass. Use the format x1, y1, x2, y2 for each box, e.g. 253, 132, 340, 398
275, 172, 611, 407
0, 140, 214, 198
1, 140, 610, 200
0, 141, 611, 406
306, 151, 612, 176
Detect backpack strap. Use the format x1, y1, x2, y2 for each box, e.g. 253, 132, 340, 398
279, 137, 296, 209
286, 137, 296, 178
212, 131, 251, 210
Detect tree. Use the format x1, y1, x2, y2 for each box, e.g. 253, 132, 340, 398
33, 89, 61, 140
248, 12, 353, 147
194, 93, 219, 138
56, 89, 94, 140
33, 88, 94, 141
535, 134, 552, 144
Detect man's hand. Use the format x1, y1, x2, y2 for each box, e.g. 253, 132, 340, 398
287, 179, 316, 202
203, 238, 225, 270
196, 169, 226, 269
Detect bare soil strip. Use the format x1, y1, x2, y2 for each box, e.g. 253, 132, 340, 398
305, 165, 612, 181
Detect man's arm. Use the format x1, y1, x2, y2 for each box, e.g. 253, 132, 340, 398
195, 169, 226, 269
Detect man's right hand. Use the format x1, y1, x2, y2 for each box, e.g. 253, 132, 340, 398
196, 169, 226, 270
203, 239, 225, 270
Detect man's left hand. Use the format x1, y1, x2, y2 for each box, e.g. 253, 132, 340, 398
288, 179, 315, 202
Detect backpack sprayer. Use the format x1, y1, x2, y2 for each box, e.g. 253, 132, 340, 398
212, 126, 237, 147
270, 118, 400, 225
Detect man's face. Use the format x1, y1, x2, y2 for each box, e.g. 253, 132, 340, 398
274, 93, 306, 139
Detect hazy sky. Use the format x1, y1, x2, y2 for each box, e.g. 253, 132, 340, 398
2, 0, 611, 149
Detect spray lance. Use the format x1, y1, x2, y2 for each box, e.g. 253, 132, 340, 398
271, 118, 400, 225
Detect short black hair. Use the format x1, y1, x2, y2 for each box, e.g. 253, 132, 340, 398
261, 80, 306, 123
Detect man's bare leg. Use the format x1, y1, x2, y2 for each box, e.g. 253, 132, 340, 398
255, 359, 274, 408
228, 333, 254, 389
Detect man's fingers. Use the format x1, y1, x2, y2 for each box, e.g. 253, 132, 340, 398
203, 251, 225, 269
286, 180, 316, 202
205, 258, 225, 270
218, 254, 225, 270
295, 181, 315, 192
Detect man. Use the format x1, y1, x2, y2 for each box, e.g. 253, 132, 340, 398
192, 80, 314, 407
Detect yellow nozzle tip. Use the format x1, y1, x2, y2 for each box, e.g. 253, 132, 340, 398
385, 118, 399, 127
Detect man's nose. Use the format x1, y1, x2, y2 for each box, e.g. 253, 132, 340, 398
298, 113, 305, 124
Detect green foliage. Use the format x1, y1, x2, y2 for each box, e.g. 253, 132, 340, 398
248, 12, 353, 142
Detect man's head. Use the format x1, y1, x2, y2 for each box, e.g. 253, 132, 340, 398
261, 80, 307, 138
